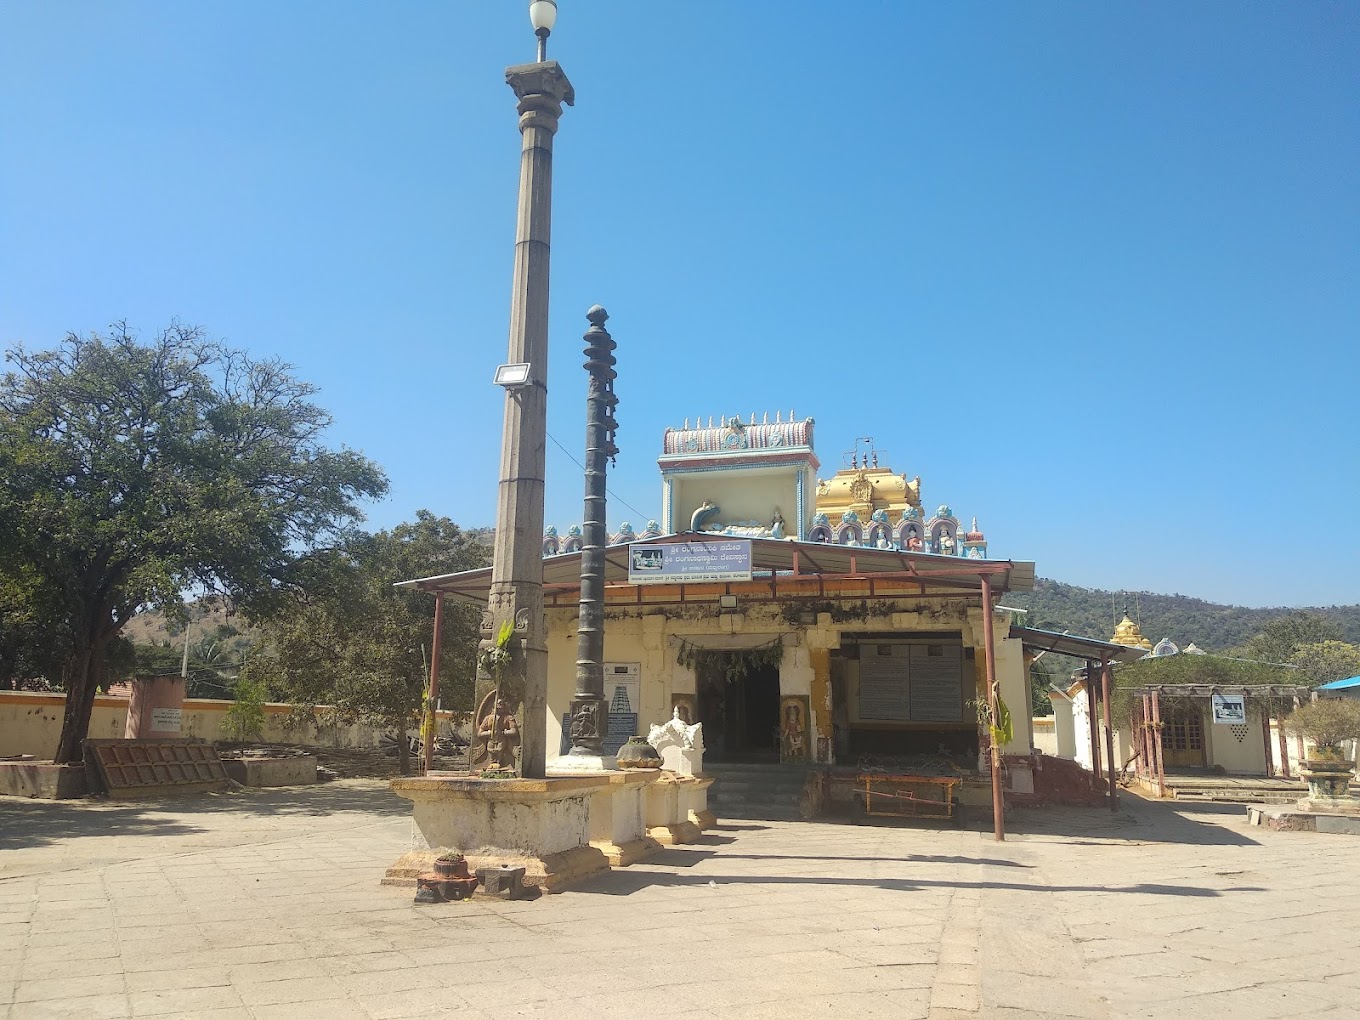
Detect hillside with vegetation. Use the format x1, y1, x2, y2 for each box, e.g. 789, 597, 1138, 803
1002, 579, 1360, 652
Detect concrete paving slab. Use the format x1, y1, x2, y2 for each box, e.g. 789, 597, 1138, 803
2, 779, 1357, 1019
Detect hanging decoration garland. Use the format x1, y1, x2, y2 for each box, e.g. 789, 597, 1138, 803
676, 638, 784, 684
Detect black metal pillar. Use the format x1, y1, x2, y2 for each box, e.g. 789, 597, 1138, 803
567, 306, 618, 755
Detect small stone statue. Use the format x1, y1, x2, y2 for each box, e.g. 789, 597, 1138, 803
473, 694, 520, 771
771, 507, 786, 540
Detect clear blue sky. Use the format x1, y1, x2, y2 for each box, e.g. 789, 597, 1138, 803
2, 3, 1357, 609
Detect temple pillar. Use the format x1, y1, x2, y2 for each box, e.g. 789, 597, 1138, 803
809, 647, 833, 765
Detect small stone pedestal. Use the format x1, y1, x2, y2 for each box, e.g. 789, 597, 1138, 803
646, 773, 702, 845
385, 775, 611, 893
582, 769, 662, 866
687, 775, 717, 830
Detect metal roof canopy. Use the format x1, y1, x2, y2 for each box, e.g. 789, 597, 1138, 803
1318, 675, 1360, 691
397, 532, 1036, 604
1009, 626, 1149, 664
1125, 684, 1313, 699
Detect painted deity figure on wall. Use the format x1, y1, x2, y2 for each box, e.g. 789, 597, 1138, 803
780, 697, 808, 763
771, 507, 786, 540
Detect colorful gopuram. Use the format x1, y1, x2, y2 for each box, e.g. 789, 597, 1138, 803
544, 412, 989, 558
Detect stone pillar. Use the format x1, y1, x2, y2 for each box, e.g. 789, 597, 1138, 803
124, 676, 186, 739
476, 60, 575, 779
809, 647, 833, 764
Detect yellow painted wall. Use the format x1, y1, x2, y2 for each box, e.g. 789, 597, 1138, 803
543, 597, 1030, 764
0, 691, 458, 759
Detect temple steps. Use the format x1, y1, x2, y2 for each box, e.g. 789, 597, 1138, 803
705, 762, 816, 821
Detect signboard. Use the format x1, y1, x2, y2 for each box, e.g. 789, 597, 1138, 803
603, 662, 640, 756
628, 541, 752, 584
149, 707, 182, 733
1211, 694, 1246, 724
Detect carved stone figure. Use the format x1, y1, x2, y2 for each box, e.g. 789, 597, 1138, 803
780, 698, 807, 763
647, 707, 705, 774
472, 692, 520, 771
771, 507, 786, 539
690, 500, 721, 532
570, 700, 602, 743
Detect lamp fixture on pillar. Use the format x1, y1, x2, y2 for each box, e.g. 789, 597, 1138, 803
530, 0, 557, 61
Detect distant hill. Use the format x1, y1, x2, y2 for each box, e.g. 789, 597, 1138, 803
122, 598, 258, 650
1001, 579, 1360, 652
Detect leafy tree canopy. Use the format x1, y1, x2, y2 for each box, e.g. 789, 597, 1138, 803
1244, 612, 1343, 666
1290, 641, 1360, 688
243, 512, 488, 772
0, 322, 387, 760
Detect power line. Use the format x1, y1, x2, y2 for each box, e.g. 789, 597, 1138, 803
546, 430, 656, 525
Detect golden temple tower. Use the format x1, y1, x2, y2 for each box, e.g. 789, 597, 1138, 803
1110, 614, 1153, 652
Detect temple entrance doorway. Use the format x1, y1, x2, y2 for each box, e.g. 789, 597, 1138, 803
697, 655, 781, 762
1162, 705, 1207, 768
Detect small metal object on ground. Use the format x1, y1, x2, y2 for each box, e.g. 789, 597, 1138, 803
477, 865, 527, 900
414, 854, 479, 904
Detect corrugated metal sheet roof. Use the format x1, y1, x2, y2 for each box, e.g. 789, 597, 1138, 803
1318, 675, 1360, 690
397, 532, 1035, 604
1008, 626, 1150, 664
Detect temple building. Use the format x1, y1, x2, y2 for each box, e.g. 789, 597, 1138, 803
545, 416, 990, 560
406, 410, 1046, 821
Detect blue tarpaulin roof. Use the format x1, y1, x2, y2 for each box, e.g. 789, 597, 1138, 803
1318, 675, 1360, 690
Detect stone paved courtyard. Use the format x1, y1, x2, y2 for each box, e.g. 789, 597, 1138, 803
2, 780, 1357, 1020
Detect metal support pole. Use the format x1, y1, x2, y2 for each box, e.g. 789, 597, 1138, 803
1150, 690, 1167, 797
1261, 702, 1274, 778
981, 575, 1004, 842
568, 307, 618, 756
1085, 659, 1101, 789
1141, 693, 1153, 780
1293, 694, 1305, 771
423, 593, 444, 776
1100, 655, 1117, 811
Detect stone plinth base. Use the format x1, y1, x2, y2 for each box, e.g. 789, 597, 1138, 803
685, 775, 715, 829
221, 753, 316, 787
388, 775, 613, 892
547, 754, 618, 773
383, 845, 607, 893
1247, 804, 1360, 836
645, 773, 706, 844
1296, 798, 1360, 815
0, 761, 88, 800
595, 836, 661, 867
648, 820, 702, 845
576, 768, 661, 868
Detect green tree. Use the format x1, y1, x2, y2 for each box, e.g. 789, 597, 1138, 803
1244, 612, 1343, 665
1290, 641, 1360, 688
243, 512, 487, 774
0, 323, 387, 761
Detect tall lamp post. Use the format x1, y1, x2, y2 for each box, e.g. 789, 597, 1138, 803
477, 0, 574, 779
